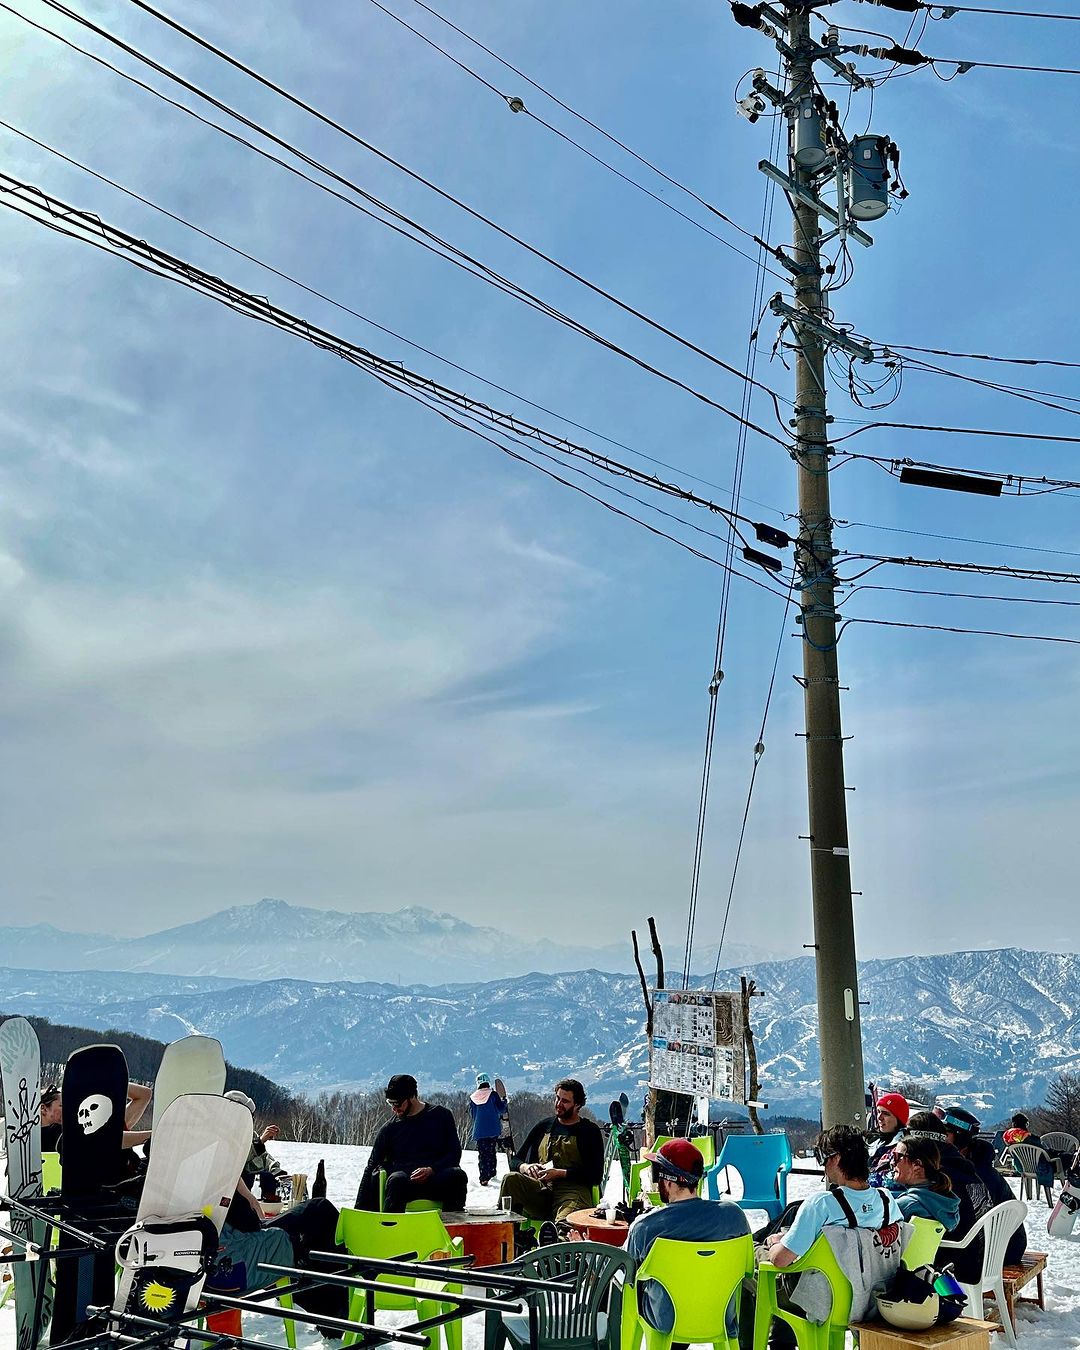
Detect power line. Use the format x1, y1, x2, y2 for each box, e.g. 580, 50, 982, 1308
360, 0, 791, 278
831, 419, 1080, 445
0, 171, 801, 599
834, 517, 1080, 562
839, 553, 1080, 584
928, 4, 1080, 19
842, 583, 1080, 607
929, 55, 1080, 73
3, 3, 793, 453
839, 616, 1080, 645
69, 0, 794, 422
836, 450, 1080, 497
0, 114, 789, 518
887, 342, 1080, 370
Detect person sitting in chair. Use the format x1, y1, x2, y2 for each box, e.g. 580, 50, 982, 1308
498, 1077, 603, 1232
355, 1074, 467, 1212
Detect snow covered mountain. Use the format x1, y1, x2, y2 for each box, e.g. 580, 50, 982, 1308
2, 947, 1077, 1116
2, 899, 772, 984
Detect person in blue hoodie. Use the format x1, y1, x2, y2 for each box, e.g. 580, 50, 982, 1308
469, 1073, 507, 1186
889, 1138, 962, 1232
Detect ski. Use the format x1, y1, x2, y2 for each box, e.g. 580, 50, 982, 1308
0, 1017, 48, 1350
112, 1093, 251, 1328
494, 1077, 514, 1155
152, 1037, 227, 1121
50, 1043, 129, 1345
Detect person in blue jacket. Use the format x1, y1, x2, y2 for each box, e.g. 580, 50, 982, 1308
889, 1138, 962, 1231
469, 1073, 507, 1185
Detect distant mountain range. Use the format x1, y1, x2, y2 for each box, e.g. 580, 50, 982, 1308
3, 947, 1077, 1117
3, 899, 773, 985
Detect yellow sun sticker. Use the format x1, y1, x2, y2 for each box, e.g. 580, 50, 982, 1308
139, 1281, 177, 1313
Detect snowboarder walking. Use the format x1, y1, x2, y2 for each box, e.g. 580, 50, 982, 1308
469, 1073, 507, 1186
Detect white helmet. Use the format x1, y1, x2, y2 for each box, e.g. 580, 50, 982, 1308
877, 1295, 939, 1331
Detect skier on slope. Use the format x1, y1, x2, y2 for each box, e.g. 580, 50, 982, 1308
469, 1073, 507, 1186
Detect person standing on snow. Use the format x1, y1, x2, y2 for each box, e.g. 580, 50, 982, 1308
469, 1073, 507, 1186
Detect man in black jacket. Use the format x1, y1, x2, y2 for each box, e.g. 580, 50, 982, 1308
497, 1078, 603, 1225
943, 1106, 1028, 1266
355, 1074, 467, 1212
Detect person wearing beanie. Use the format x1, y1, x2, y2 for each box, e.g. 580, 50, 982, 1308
469, 1073, 508, 1186
868, 1092, 909, 1185
1003, 1112, 1033, 1146
355, 1074, 467, 1212
224, 1089, 289, 1194
627, 1139, 749, 1343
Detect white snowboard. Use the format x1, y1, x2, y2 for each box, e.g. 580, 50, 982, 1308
153, 1036, 227, 1121
112, 1094, 251, 1321
0, 1017, 48, 1350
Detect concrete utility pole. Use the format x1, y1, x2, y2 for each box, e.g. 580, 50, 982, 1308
785, 4, 867, 1129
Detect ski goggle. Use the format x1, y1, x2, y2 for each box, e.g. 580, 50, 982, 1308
813, 1147, 838, 1167
932, 1272, 965, 1300
942, 1112, 978, 1134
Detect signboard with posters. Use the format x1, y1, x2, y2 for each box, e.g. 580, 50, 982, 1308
649, 989, 745, 1102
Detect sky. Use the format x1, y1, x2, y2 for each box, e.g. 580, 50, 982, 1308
0, 0, 1078, 965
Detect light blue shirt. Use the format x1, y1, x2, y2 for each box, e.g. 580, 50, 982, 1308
781, 1186, 887, 1258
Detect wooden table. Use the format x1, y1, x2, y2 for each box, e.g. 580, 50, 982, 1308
441, 1208, 526, 1266
850, 1316, 998, 1350
564, 1207, 630, 1247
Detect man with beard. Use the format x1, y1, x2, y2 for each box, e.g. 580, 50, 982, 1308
498, 1078, 603, 1235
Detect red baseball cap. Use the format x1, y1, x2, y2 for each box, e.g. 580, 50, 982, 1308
642, 1138, 704, 1185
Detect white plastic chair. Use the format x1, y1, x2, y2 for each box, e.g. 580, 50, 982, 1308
938, 1198, 1027, 1347
1039, 1131, 1079, 1174
1005, 1143, 1054, 1203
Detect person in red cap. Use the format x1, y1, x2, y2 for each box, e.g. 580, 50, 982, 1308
627, 1138, 749, 1344
868, 1092, 909, 1184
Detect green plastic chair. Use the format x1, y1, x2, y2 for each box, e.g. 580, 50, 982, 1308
484, 1240, 633, 1350
627, 1161, 661, 1207
621, 1233, 754, 1350
901, 1216, 945, 1270
334, 1207, 463, 1350
42, 1151, 62, 1194
752, 1232, 853, 1350
654, 1135, 717, 1170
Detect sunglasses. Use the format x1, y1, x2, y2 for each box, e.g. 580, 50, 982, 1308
386, 1098, 405, 1107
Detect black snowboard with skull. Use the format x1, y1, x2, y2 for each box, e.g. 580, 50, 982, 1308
51, 1042, 129, 1344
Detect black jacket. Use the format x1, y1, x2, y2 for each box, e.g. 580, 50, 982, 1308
364, 1104, 462, 1179
510, 1115, 604, 1187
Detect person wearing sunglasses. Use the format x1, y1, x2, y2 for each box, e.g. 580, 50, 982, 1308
354, 1073, 467, 1212
940, 1106, 1029, 1269
889, 1139, 960, 1230
868, 1092, 909, 1186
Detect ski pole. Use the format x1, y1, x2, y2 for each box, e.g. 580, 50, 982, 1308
255, 1261, 527, 1313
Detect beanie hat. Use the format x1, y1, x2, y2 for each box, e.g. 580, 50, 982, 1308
641, 1138, 704, 1186
386, 1074, 418, 1102
1011, 1112, 1029, 1127
876, 1093, 910, 1127
476, 1073, 491, 1087
224, 1090, 256, 1114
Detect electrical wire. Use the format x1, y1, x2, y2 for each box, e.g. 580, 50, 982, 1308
831, 420, 1080, 445
834, 518, 1080, 562
66, 0, 797, 423
928, 3, 1080, 18
838, 553, 1080, 584
0, 114, 793, 519
835, 450, 1080, 497
887, 343, 1080, 369
709, 571, 796, 991
360, 0, 791, 279
0, 171, 802, 600
842, 583, 1080, 608
839, 617, 1080, 645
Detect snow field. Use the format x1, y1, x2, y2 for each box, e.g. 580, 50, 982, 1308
4, 1142, 1080, 1348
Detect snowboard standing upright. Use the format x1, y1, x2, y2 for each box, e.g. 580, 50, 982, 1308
50, 1044, 128, 1345
112, 1094, 252, 1327
494, 1078, 514, 1155
0, 1017, 47, 1350
604, 1094, 632, 1199
152, 1036, 227, 1121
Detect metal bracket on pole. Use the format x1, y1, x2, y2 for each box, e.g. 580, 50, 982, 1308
770, 296, 875, 362
758, 160, 875, 247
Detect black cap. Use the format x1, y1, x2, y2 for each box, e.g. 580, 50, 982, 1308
386, 1074, 418, 1101
942, 1107, 979, 1137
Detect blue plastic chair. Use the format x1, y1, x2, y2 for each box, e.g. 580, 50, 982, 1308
704, 1133, 792, 1221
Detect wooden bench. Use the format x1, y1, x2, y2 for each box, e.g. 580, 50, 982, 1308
851, 1315, 997, 1350
988, 1251, 1048, 1331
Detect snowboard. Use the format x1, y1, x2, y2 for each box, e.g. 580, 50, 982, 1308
1048, 1166, 1080, 1240
603, 1094, 633, 1199
153, 1036, 227, 1121
0, 1017, 48, 1350
50, 1043, 129, 1345
494, 1078, 514, 1155
112, 1094, 252, 1327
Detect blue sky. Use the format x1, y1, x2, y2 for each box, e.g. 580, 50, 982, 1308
0, 0, 1077, 964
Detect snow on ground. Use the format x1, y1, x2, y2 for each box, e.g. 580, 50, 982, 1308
4, 1143, 1080, 1348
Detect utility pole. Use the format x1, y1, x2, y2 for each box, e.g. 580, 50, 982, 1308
732, 0, 892, 1128
786, 3, 866, 1130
